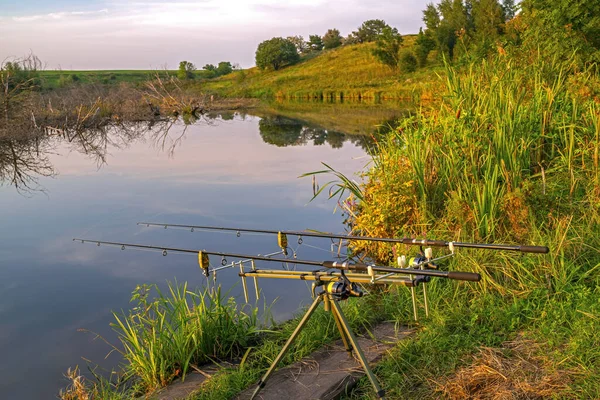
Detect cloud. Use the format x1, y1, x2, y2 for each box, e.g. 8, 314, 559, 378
0, 0, 429, 69
11, 9, 109, 22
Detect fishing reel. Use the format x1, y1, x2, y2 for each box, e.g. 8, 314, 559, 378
398, 248, 438, 286
313, 270, 364, 300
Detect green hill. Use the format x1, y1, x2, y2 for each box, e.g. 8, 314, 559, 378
204, 36, 443, 101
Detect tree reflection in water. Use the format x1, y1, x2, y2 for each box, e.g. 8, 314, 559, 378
0, 112, 390, 194
258, 115, 380, 152
0, 135, 55, 194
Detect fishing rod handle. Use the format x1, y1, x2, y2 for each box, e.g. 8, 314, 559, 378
518, 245, 549, 254
447, 271, 481, 282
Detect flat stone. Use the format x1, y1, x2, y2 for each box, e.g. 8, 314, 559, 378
147, 364, 221, 400
236, 322, 413, 400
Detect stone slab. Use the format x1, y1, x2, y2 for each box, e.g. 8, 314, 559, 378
236, 322, 413, 400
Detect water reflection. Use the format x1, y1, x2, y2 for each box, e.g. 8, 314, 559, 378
259, 116, 347, 149
0, 110, 394, 194
0, 108, 400, 398
0, 135, 55, 194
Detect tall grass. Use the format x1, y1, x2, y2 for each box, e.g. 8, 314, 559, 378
112, 282, 263, 393
339, 51, 600, 397
59, 282, 265, 399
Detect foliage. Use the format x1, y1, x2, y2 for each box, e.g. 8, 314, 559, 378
414, 28, 436, 67
343, 32, 361, 46
317, 49, 600, 400
216, 61, 233, 76
501, 0, 517, 21
353, 19, 389, 43
519, 0, 600, 66
308, 35, 324, 51
1, 56, 42, 92
177, 61, 196, 80
255, 37, 300, 70
371, 26, 403, 69
286, 35, 309, 54
201, 62, 234, 78
471, 0, 505, 52
1, 54, 43, 137
323, 29, 342, 49
399, 51, 418, 73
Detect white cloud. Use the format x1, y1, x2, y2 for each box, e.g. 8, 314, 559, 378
11, 9, 109, 22
0, 0, 428, 69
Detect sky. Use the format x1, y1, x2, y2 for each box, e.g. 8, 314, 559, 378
0, 0, 430, 70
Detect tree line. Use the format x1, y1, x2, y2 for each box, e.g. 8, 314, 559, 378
177, 60, 237, 80
254, 0, 599, 73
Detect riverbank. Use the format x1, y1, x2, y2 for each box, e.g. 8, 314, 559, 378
60, 51, 600, 399
338, 52, 600, 398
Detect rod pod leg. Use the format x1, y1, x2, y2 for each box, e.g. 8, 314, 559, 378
250, 294, 323, 400
326, 295, 353, 354
330, 298, 386, 399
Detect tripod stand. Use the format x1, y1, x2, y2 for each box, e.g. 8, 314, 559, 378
250, 290, 386, 399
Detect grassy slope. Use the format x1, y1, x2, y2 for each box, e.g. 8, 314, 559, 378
204, 36, 444, 100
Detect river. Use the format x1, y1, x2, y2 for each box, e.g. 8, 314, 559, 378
0, 105, 402, 398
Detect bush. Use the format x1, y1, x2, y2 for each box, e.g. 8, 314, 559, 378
399, 51, 418, 73
255, 37, 300, 70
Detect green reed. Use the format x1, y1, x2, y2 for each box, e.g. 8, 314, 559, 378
338, 52, 600, 398
110, 282, 263, 393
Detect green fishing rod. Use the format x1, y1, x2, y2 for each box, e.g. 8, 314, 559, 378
72, 238, 481, 282
137, 221, 549, 254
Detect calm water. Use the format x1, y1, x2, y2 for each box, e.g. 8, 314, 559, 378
0, 111, 391, 398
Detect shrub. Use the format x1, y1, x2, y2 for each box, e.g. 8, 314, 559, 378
399, 51, 418, 73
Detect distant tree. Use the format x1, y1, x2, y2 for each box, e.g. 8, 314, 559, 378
433, 0, 468, 60
287, 35, 309, 54
1, 55, 42, 92
216, 61, 233, 76
323, 29, 342, 49
343, 32, 361, 45
255, 37, 300, 70
308, 35, 324, 51
414, 27, 436, 67
501, 0, 517, 21
399, 50, 418, 73
203, 64, 217, 72
354, 19, 389, 43
472, 0, 504, 40
372, 26, 403, 68
178, 61, 196, 80
422, 3, 441, 32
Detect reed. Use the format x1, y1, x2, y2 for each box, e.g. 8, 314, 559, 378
333, 50, 600, 398
111, 282, 263, 393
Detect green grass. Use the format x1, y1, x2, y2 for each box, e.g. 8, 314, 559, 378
59, 38, 600, 400
61, 282, 402, 399
331, 50, 600, 398
38, 70, 214, 89
61, 282, 267, 398
203, 36, 444, 101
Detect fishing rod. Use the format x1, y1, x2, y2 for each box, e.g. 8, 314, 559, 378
72, 238, 481, 282
73, 236, 483, 399
137, 221, 549, 254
